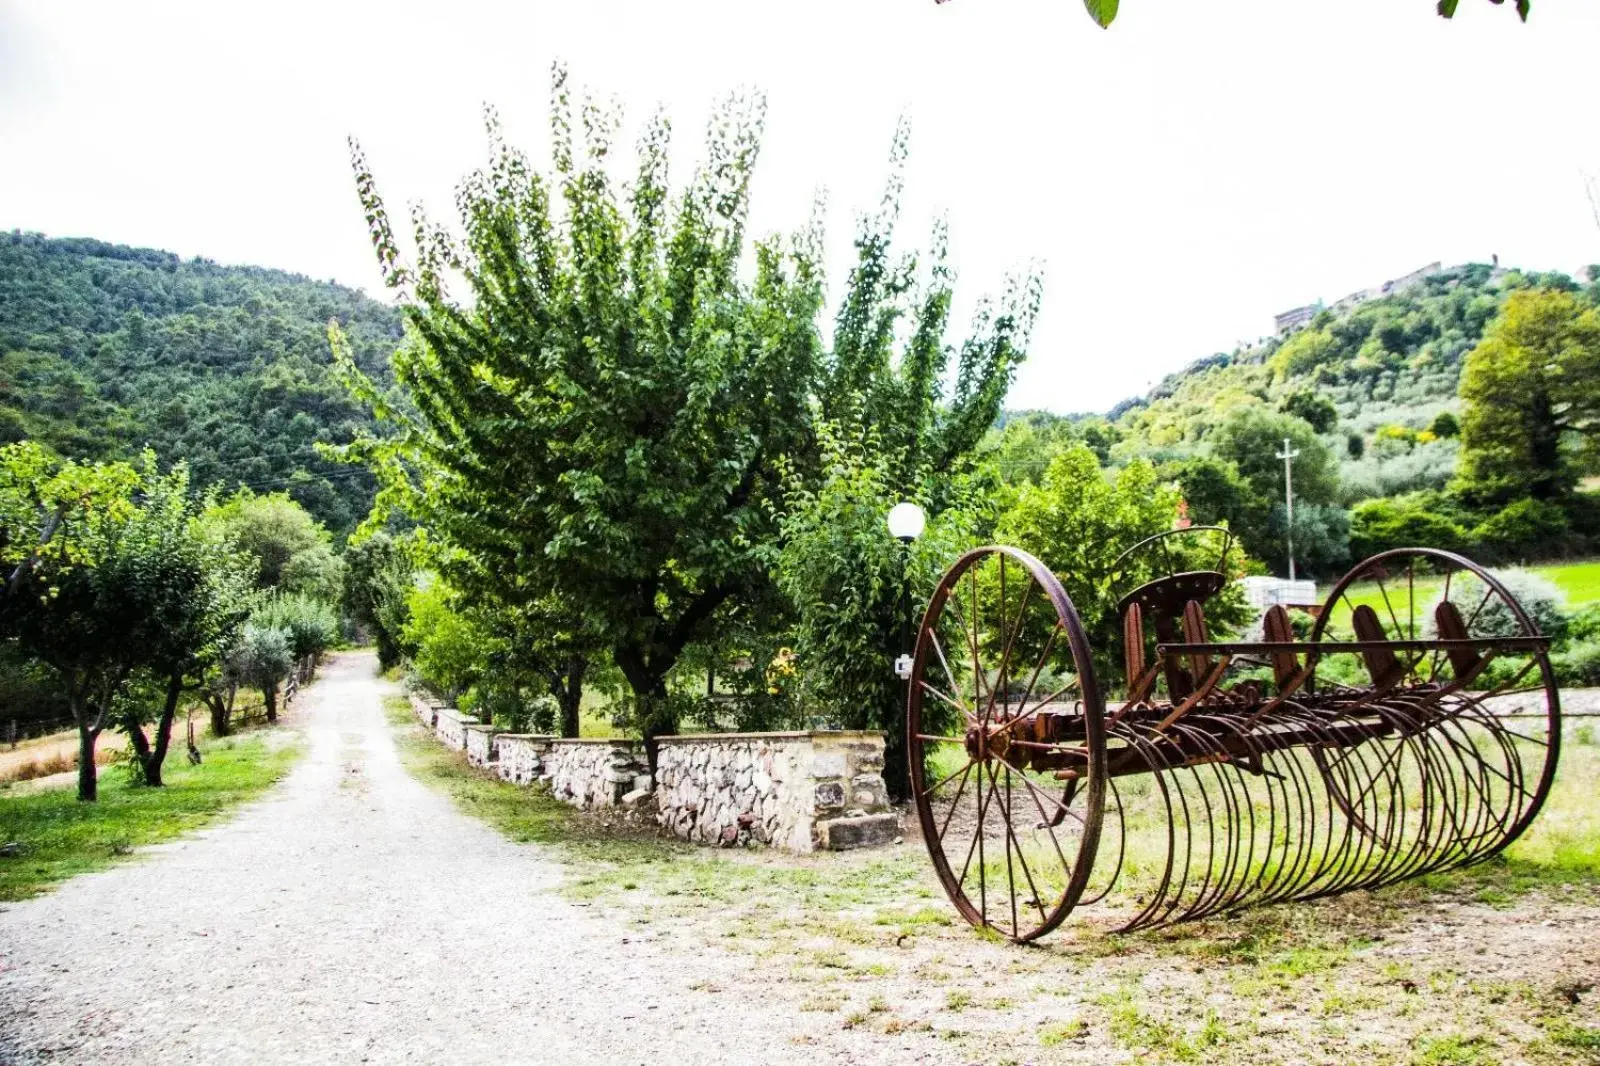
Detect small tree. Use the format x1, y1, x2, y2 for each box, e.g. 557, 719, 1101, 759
341, 531, 413, 669
235, 623, 294, 723
205, 490, 343, 599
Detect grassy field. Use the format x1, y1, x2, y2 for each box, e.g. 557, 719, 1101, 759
0, 732, 302, 901
1535, 559, 1600, 606
386, 695, 1600, 1065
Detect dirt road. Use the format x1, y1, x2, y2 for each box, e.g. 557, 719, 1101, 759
0, 652, 933, 1065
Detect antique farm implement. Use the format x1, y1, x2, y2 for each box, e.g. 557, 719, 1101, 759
907, 530, 1561, 941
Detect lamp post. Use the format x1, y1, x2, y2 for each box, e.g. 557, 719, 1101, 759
886, 501, 925, 802
1276, 437, 1299, 581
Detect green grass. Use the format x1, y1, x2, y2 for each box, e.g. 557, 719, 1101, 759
0, 734, 302, 901
1534, 559, 1600, 607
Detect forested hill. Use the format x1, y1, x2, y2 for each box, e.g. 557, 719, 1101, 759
1105, 262, 1595, 499
0, 232, 402, 534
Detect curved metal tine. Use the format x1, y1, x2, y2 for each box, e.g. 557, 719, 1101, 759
1077, 775, 1125, 907
1424, 659, 1538, 729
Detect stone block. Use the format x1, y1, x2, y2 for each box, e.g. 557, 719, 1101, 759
818, 813, 901, 851
813, 781, 845, 809
809, 753, 848, 779
632, 773, 653, 793
621, 788, 653, 808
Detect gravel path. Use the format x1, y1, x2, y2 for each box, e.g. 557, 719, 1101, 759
0, 653, 917, 1065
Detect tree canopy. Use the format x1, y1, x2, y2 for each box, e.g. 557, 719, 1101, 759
0, 233, 402, 534
337, 68, 1039, 755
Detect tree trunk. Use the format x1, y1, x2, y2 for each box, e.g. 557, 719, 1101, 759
207, 691, 232, 737
557, 655, 586, 739
262, 683, 278, 723
125, 716, 153, 779
143, 670, 183, 787
76, 723, 99, 802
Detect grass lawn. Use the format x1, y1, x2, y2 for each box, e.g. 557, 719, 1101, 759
1534, 559, 1600, 606
385, 695, 1600, 1065
0, 732, 302, 901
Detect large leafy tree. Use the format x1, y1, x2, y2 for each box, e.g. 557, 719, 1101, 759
1455, 288, 1600, 506
1, 451, 244, 800
338, 68, 1039, 758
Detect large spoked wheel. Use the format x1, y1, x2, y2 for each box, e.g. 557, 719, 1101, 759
906, 546, 1107, 943
1309, 548, 1561, 867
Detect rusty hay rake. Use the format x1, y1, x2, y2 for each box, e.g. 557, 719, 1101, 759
907, 531, 1561, 941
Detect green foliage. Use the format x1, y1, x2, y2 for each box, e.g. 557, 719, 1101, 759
1468, 497, 1572, 562
252, 594, 337, 661
1269, 501, 1350, 577
1348, 496, 1469, 558
341, 531, 414, 670
203, 490, 342, 599
1456, 289, 1600, 506
1206, 406, 1337, 570
232, 623, 293, 719
0, 233, 402, 533
1429, 410, 1460, 438
994, 444, 1198, 672
403, 579, 487, 701
770, 425, 983, 793
2, 450, 257, 796
1159, 455, 1260, 535
1280, 389, 1338, 433
338, 69, 1038, 751
1426, 568, 1566, 642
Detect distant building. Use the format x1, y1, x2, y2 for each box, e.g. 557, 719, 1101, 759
1239, 576, 1318, 610
1276, 261, 1445, 336
1273, 303, 1321, 337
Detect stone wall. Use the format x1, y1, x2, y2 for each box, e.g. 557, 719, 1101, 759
654, 731, 897, 852
432, 706, 477, 751
412, 704, 899, 853
494, 734, 554, 787
464, 724, 501, 770
408, 692, 439, 731
545, 740, 652, 808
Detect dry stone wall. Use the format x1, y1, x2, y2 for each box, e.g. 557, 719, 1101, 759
432, 706, 477, 751
494, 735, 554, 787
408, 692, 440, 731
545, 741, 651, 808
464, 724, 500, 770
654, 731, 897, 852
409, 699, 899, 852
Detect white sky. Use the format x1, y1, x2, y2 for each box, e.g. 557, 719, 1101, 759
3, 0, 1597, 414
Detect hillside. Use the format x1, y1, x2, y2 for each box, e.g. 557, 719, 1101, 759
0, 232, 402, 533
1107, 262, 1596, 505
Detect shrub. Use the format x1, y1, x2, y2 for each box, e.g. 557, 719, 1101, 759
232, 623, 294, 721
1469, 498, 1572, 562
1553, 641, 1600, 687
1348, 497, 1468, 559
253, 594, 338, 661
1426, 568, 1567, 642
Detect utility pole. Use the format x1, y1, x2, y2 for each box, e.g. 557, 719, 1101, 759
1277, 437, 1299, 581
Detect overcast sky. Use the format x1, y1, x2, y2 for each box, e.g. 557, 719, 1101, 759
3, 0, 1597, 413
